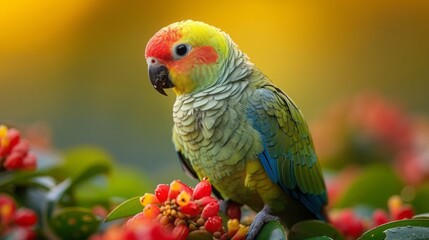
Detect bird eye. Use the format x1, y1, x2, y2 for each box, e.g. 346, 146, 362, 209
173, 44, 191, 59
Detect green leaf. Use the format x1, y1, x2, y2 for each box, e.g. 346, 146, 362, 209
385, 226, 429, 239
69, 164, 110, 190
0, 171, 49, 189
44, 163, 111, 240
49, 147, 113, 182
105, 196, 142, 222
336, 165, 403, 209
46, 178, 73, 217
46, 164, 110, 205
359, 219, 429, 240
74, 166, 153, 207
256, 221, 287, 240
46, 164, 110, 218
50, 207, 100, 240
288, 220, 344, 240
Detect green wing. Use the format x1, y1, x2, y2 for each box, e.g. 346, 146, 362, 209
248, 84, 327, 220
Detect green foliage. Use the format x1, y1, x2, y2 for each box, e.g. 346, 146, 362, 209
74, 166, 153, 207
0, 171, 51, 195
55, 147, 152, 207
41, 162, 110, 239
359, 219, 429, 240
105, 196, 141, 222
50, 147, 113, 181
0, 144, 156, 239
45, 163, 110, 216
50, 207, 100, 240
256, 221, 287, 240
412, 183, 429, 214
3, 110, 429, 240
335, 165, 403, 209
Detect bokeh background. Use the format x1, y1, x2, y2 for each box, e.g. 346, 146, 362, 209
1, 0, 429, 187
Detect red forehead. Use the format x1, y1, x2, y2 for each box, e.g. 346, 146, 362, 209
145, 27, 182, 60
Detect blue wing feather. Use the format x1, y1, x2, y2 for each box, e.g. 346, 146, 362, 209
258, 145, 327, 220
249, 86, 327, 220
257, 148, 279, 183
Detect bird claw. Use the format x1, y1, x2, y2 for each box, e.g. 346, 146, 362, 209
246, 206, 280, 240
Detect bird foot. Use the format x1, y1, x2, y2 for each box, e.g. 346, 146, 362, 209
246, 205, 280, 240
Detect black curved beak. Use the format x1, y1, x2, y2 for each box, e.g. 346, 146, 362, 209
149, 65, 174, 96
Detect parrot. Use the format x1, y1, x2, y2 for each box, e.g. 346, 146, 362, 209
145, 20, 327, 239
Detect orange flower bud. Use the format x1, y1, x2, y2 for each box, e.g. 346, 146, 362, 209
143, 204, 160, 219
140, 193, 160, 207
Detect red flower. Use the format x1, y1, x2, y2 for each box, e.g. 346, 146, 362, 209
110, 178, 250, 240
0, 194, 17, 226
205, 215, 223, 233
193, 178, 212, 200
128, 179, 223, 239
330, 209, 365, 239
0, 194, 38, 239
0, 125, 37, 171
13, 208, 38, 227
372, 209, 389, 227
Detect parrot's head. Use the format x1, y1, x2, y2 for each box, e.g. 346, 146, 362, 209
145, 20, 231, 96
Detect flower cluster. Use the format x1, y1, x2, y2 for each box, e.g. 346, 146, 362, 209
330, 195, 414, 239
311, 92, 429, 188
0, 125, 36, 170
311, 93, 414, 165
125, 178, 249, 240
0, 194, 38, 239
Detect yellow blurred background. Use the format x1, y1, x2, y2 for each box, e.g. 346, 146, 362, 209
1, 0, 429, 182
